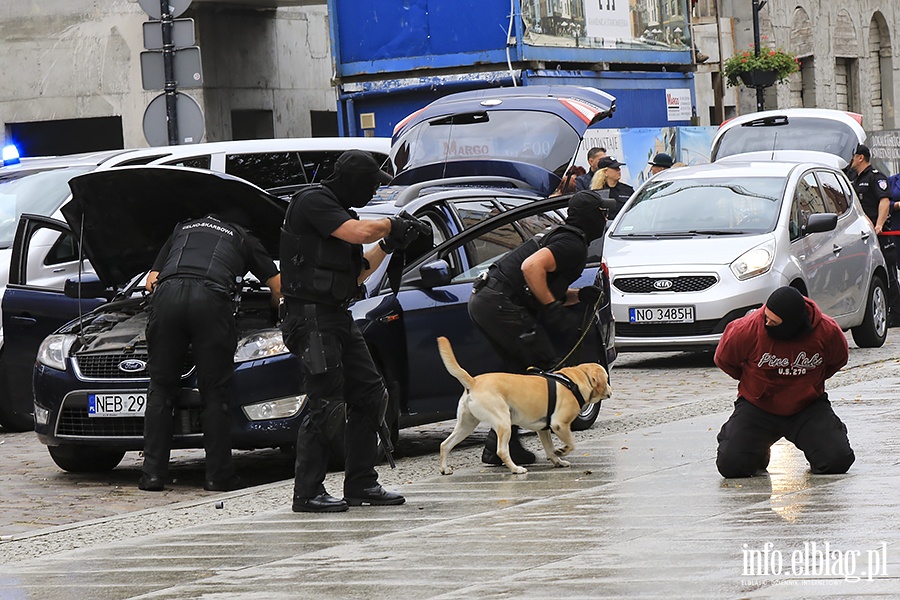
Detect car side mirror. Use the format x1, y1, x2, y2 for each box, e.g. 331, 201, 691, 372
803, 213, 838, 235
419, 259, 451, 288
64, 275, 110, 299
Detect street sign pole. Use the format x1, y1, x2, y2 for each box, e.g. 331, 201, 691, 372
160, 0, 179, 145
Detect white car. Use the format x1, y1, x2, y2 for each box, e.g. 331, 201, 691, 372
710, 108, 865, 169
0, 137, 389, 431
605, 160, 887, 352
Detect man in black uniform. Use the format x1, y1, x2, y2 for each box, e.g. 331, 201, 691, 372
281, 150, 430, 513
850, 143, 900, 326
575, 147, 607, 191
140, 214, 281, 492
468, 190, 609, 465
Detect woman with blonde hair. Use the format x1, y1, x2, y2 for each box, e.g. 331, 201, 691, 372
589, 167, 607, 191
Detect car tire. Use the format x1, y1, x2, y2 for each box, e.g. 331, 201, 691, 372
47, 445, 125, 473
571, 401, 601, 431
851, 275, 888, 348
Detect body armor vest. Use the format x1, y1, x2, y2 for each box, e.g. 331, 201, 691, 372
280, 186, 364, 305
156, 217, 247, 292
491, 224, 587, 306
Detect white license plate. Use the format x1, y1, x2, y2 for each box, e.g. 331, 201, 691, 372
88, 392, 147, 417
629, 306, 695, 323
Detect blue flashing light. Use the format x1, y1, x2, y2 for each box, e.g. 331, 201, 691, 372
2, 144, 21, 166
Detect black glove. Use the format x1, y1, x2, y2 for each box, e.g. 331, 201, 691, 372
380, 211, 432, 253
540, 300, 580, 332
577, 284, 603, 306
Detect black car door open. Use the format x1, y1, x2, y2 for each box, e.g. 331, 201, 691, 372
0, 215, 106, 431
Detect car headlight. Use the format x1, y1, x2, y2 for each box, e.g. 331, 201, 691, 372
233, 328, 289, 363
242, 395, 306, 421
730, 239, 776, 280
36, 334, 77, 371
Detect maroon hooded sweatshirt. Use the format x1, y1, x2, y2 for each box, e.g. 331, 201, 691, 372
714, 297, 848, 416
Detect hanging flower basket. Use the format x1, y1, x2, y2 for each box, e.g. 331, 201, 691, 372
738, 70, 779, 88
723, 48, 800, 88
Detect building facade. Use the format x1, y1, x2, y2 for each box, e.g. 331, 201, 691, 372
0, 1, 897, 156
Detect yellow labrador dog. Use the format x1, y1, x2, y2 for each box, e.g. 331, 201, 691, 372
436, 336, 611, 475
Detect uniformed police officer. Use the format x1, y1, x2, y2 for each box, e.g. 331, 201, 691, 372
281, 149, 429, 513
850, 143, 900, 326
468, 190, 609, 465
140, 214, 282, 492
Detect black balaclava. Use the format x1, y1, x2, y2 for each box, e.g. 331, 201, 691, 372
764, 286, 812, 340
565, 190, 608, 241
323, 150, 393, 209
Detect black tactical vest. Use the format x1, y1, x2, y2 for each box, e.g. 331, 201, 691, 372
156, 216, 247, 292
491, 225, 587, 306
280, 186, 364, 305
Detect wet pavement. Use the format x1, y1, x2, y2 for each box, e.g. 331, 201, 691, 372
2, 371, 900, 598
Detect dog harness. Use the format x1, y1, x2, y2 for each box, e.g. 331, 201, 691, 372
527, 369, 588, 430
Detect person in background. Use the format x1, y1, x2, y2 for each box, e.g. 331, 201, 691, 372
575, 147, 607, 191
850, 144, 900, 327
648, 153, 674, 176
590, 157, 634, 219
714, 286, 854, 478
551, 165, 586, 197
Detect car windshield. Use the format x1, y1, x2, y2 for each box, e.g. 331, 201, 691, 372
611, 177, 785, 236
0, 165, 93, 249
713, 117, 859, 162
391, 110, 579, 177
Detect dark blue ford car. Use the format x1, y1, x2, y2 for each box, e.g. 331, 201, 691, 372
13, 85, 618, 472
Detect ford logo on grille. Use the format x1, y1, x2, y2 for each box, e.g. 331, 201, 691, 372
653, 279, 674, 290
118, 359, 147, 373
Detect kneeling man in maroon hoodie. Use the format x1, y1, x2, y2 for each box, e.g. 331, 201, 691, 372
714, 286, 854, 478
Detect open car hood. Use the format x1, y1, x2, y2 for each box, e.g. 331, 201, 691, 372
64, 166, 286, 289
389, 86, 615, 196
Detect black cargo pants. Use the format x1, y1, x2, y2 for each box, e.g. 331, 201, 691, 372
143, 277, 238, 482
281, 304, 386, 499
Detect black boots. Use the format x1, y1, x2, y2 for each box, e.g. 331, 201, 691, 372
481, 426, 536, 465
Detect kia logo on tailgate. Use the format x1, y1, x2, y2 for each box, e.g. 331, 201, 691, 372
653, 279, 673, 290
118, 359, 147, 373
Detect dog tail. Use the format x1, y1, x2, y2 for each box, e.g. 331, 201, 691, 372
436, 336, 476, 391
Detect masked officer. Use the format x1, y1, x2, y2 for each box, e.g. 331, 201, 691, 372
850, 144, 900, 326
468, 190, 609, 465
281, 150, 430, 513
140, 213, 282, 492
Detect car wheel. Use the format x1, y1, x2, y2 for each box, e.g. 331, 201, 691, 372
851, 275, 888, 348
571, 401, 601, 431
47, 445, 125, 473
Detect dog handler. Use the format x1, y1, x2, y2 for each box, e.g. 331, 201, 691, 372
468, 190, 608, 465
141, 213, 281, 492
714, 286, 854, 478
280, 150, 429, 512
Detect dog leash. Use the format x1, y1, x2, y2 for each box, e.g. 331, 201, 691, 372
549, 286, 605, 371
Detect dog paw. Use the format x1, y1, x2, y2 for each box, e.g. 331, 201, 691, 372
439, 467, 453, 475
554, 447, 573, 457
554, 459, 571, 468
511, 466, 528, 474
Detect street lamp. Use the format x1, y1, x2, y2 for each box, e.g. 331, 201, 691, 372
752, 0, 768, 111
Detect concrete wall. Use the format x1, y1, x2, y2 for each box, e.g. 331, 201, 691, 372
0, 1, 334, 152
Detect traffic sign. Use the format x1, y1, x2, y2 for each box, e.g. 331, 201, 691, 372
143, 18, 195, 50
140, 47, 203, 90
143, 92, 204, 146
138, 0, 192, 19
